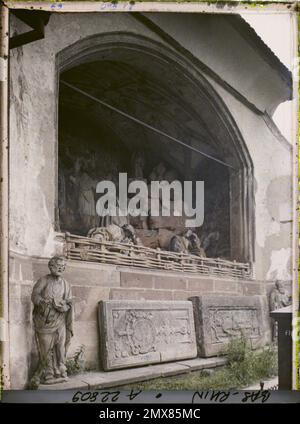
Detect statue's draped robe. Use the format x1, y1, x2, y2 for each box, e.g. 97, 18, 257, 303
31, 275, 73, 378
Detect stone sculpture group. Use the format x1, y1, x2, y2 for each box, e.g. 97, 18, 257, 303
59, 150, 218, 258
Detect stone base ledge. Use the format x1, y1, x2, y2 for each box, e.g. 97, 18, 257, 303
38, 357, 227, 390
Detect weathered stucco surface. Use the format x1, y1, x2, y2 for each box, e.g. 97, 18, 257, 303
146, 12, 292, 114
204, 77, 293, 281
8, 12, 294, 389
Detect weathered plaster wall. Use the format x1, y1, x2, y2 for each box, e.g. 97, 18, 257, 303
204, 77, 293, 282
146, 13, 291, 114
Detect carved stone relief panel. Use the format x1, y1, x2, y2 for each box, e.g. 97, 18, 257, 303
190, 295, 268, 357
98, 300, 197, 370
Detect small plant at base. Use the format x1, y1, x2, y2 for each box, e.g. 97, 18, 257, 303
225, 335, 249, 364
66, 345, 86, 375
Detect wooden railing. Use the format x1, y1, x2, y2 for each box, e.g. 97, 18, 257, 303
64, 232, 252, 279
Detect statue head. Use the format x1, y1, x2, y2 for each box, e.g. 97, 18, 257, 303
184, 229, 193, 239
275, 280, 285, 294
74, 157, 84, 174
122, 224, 136, 240
88, 149, 96, 170
48, 256, 67, 277
186, 230, 200, 248
149, 162, 166, 181
135, 151, 145, 166
164, 169, 178, 184
131, 151, 145, 178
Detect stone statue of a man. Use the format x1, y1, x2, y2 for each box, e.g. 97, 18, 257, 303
269, 280, 291, 312
269, 280, 291, 342
30, 256, 73, 387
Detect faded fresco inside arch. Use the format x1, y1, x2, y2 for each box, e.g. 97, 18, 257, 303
5, 8, 297, 393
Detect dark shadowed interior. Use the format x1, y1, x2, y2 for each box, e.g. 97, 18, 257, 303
58, 54, 244, 260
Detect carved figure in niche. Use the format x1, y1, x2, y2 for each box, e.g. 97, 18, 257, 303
187, 230, 206, 257
202, 231, 220, 257
149, 162, 179, 184
169, 233, 190, 254
131, 150, 145, 180
58, 145, 80, 232
269, 280, 291, 341
163, 168, 179, 185
70, 157, 98, 233
121, 224, 143, 246
87, 224, 143, 246
129, 151, 149, 229
169, 229, 206, 257
149, 162, 167, 181
87, 224, 123, 243
30, 256, 73, 387
98, 171, 129, 228
147, 161, 187, 233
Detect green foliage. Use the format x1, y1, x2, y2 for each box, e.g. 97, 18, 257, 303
225, 336, 248, 364
225, 338, 277, 388
120, 338, 278, 390
66, 345, 86, 375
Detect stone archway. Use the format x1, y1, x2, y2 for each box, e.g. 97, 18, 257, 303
56, 32, 254, 264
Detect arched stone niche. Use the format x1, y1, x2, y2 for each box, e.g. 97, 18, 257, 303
56, 32, 254, 264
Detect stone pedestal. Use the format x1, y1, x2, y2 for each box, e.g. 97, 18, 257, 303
190, 295, 269, 357
98, 300, 197, 370
270, 305, 292, 390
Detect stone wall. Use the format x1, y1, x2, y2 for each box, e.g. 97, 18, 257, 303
9, 252, 288, 389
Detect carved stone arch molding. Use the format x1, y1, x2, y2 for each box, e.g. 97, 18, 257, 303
56, 31, 254, 265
